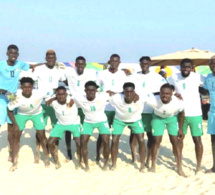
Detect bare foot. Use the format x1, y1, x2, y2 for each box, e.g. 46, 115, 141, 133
177, 169, 187, 177
8, 156, 12, 162
195, 167, 201, 175
150, 167, 156, 173
102, 164, 108, 171
45, 159, 50, 168
55, 162, 61, 169
130, 159, 136, 165
139, 167, 145, 173
205, 167, 215, 174
9, 164, 17, 172
84, 166, 90, 172
34, 154, 40, 164
110, 165, 116, 171
96, 156, 100, 164
76, 163, 81, 170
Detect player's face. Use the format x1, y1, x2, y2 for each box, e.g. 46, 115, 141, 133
56, 89, 67, 104
46, 54, 56, 67
21, 83, 33, 97
140, 59, 150, 73
209, 59, 215, 74
75, 60, 86, 75
160, 88, 172, 104
7, 49, 19, 62
124, 87, 135, 102
180, 63, 192, 77
109, 57, 120, 70
85, 86, 97, 100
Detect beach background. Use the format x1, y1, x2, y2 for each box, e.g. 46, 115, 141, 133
0, 120, 215, 195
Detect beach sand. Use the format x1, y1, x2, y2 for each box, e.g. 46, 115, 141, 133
0, 121, 215, 195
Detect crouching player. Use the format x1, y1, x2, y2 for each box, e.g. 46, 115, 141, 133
149, 83, 186, 177
7, 77, 50, 171
48, 86, 81, 169
73, 81, 111, 172
109, 82, 149, 172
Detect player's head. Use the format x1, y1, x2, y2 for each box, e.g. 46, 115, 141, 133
85, 81, 98, 101
139, 56, 151, 74
75, 56, 86, 75
180, 58, 193, 77
160, 83, 173, 104
109, 54, 121, 70
209, 56, 215, 74
7, 44, 19, 63
56, 86, 67, 104
123, 82, 135, 103
20, 77, 34, 97
45, 49, 56, 67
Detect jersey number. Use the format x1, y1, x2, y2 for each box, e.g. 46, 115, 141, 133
90, 106, 96, 111
49, 76, 52, 82
10, 71, 15, 77
128, 107, 132, 113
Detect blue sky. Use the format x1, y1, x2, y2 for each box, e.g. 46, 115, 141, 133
0, 0, 214, 62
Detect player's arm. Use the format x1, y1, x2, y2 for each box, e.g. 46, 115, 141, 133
0, 89, 7, 95
199, 86, 209, 95
177, 110, 185, 141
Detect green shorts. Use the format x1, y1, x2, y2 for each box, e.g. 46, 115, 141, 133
141, 113, 153, 133
112, 119, 144, 135
151, 114, 178, 136
42, 104, 57, 126
183, 116, 203, 137
81, 121, 110, 135
78, 108, 85, 125
15, 113, 45, 131
105, 111, 115, 127
50, 124, 81, 139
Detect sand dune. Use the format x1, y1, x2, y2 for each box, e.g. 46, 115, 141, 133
0, 121, 215, 195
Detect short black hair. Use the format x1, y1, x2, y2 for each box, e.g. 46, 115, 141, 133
139, 56, 151, 62
76, 56, 86, 62
56, 86, 67, 92
160, 83, 174, 91
110, 54, 120, 60
46, 49, 56, 57
7, 44, 19, 51
85, 81, 99, 89
20, 77, 34, 85
180, 58, 193, 66
123, 82, 135, 90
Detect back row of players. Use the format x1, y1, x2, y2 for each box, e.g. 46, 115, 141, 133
1, 45, 215, 176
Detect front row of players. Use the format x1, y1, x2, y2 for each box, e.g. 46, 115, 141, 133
7, 77, 186, 176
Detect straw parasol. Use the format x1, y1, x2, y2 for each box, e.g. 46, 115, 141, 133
151, 48, 215, 66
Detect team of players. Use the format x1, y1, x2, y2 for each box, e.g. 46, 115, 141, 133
1, 44, 215, 176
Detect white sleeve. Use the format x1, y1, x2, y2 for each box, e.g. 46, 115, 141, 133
145, 94, 157, 108
59, 69, 66, 82
7, 100, 20, 111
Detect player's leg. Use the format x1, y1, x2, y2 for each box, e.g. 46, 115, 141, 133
48, 137, 61, 169
150, 115, 165, 172
189, 116, 203, 172
129, 131, 137, 164
206, 135, 215, 173
65, 131, 72, 160
81, 134, 90, 171
7, 123, 14, 162
100, 134, 110, 170
80, 122, 93, 171
74, 137, 81, 168
110, 119, 125, 170
35, 132, 40, 163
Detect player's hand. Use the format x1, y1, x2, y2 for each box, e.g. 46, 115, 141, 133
121, 69, 131, 76
133, 93, 139, 103
106, 90, 115, 96
174, 93, 183, 100
0, 89, 7, 95
67, 99, 74, 108
177, 130, 184, 141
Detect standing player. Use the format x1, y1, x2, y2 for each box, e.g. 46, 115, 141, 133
149, 83, 186, 177
48, 86, 81, 169
0, 44, 42, 161
110, 82, 150, 172
204, 57, 215, 173
63, 56, 98, 159
32, 50, 66, 160
129, 56, 166, 166
168, 58, 204, 173
73, 81, 111, 171
7, 77, 50, 171
96, 54, 127, 162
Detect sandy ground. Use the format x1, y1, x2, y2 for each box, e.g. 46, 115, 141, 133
0, 121, 215, 195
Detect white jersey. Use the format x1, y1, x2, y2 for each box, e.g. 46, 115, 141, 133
134, 71, 166, 114
8, 90, 45, 115
51, 100, 80, 125
64, 67, 98, 96
149, 95, 184, 118
73, 93, 109, 123
109, 93, 150, 122
33, 64, 66, 93
97, 69, 127, 111
167, 72, 204, 117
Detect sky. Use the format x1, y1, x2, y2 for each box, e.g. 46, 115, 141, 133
0, 0, 215, 62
